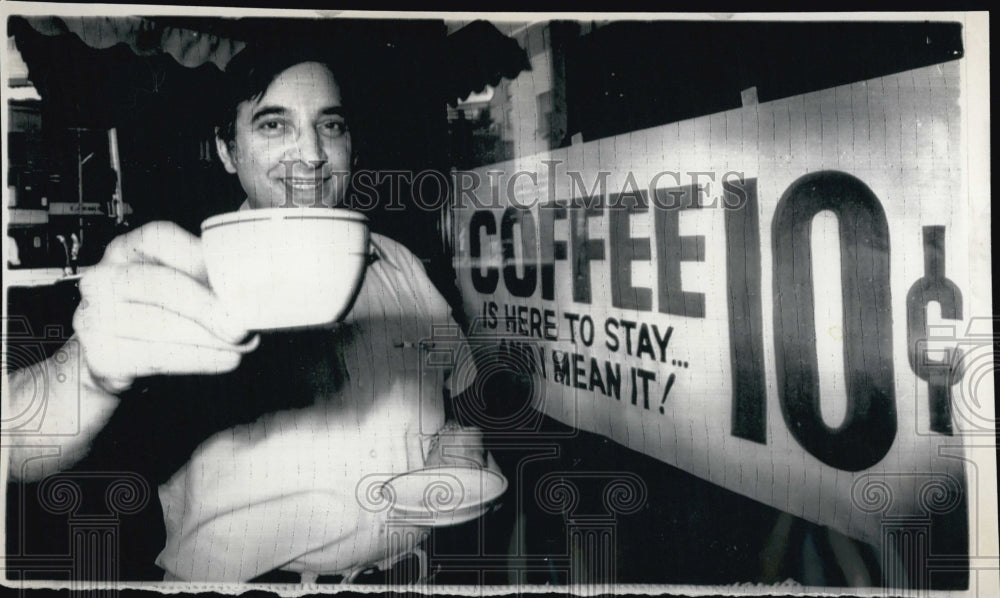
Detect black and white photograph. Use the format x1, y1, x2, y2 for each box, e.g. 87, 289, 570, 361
1, 4, 995, 596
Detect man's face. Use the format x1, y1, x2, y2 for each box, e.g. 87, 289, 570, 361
216, 61, 352, 209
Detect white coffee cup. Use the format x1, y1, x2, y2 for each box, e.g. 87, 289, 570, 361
200, 207, 370, 331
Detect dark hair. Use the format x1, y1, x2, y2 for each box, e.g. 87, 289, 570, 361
214, 42, 357, 146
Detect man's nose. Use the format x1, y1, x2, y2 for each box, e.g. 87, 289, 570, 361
293, 127, 327, 166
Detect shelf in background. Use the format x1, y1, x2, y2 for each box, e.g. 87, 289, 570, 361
7, 208, 48, 226
5, 266, 89, 287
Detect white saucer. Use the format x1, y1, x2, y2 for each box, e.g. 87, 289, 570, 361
380, 466, 507, 527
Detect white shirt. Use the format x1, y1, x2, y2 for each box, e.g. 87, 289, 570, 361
155, 230, 474, 581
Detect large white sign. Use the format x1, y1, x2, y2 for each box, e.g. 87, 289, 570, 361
452, 60, 987, 546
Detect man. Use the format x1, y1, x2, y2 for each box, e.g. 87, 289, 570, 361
6, 44, 485, 582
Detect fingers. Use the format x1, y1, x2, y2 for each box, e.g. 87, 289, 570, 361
425, 426, 488, 468
75, 288, 252, 388
81, 335, 243, 392
73, 222, 253, 393
102, 221, 209, 284
484, 452, 500, 474
76, 296, 248, 350
79, 262, 246, 344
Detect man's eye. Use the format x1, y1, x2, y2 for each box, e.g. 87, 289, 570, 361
258, 120, 287, 135
320, 120, 348, 137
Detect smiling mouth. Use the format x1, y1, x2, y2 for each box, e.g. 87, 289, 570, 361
283, 177, 329, 189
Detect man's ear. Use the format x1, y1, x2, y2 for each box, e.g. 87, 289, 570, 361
214, 127, 238, 174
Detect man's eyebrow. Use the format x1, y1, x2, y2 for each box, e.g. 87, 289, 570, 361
250, 106, 345, 122
320, 107, 346, 117
250, 106, 287, 123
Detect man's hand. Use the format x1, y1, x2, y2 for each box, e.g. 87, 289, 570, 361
424, 423, 496, 471
74, 221, 255, 394
9, 221, 258, 481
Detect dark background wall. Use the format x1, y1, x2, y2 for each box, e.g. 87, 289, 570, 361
563, 20, 963, 144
